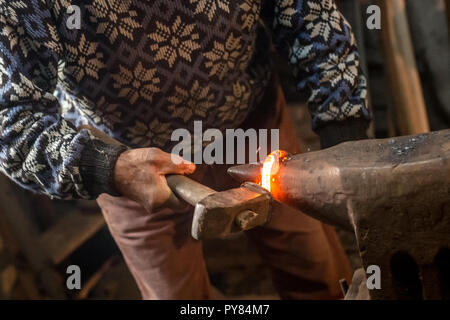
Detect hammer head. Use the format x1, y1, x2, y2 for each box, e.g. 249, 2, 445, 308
191, 182, 272, 240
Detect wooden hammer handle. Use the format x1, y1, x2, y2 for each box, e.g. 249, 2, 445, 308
166, 175, 216, 207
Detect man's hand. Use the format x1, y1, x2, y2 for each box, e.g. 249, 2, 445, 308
114, 148, 196, 212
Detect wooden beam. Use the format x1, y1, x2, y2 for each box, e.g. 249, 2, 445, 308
0, 176, 66, 298
378, 0, 430, 135
39, 211, 105, 265
446, 0, 450, 36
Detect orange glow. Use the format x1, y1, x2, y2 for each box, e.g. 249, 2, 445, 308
261, 150, 289, 192
261, 154, 276, 191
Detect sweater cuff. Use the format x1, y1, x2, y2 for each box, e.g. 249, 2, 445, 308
318, 118, 370, 149
79, 139, 128, 198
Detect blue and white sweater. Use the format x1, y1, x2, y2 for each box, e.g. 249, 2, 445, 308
0, 0, 371, 199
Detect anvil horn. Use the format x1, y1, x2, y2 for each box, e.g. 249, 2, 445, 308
227, 163, 262, 183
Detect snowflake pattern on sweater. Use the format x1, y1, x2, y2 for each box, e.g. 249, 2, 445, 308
0, 0, 370, 199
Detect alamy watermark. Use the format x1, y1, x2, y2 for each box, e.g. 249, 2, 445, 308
66, 265, 81, 290
366, 5, 381, 30
64, 4, 382, 31
171, 121, 279, 165
366, 265, 381, 290
66, 5, 81, 30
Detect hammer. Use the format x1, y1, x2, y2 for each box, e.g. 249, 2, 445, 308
166, 175, 272, 240
78, 125, 272, 240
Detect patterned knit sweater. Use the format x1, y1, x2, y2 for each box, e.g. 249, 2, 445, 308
0, 0, 370, 199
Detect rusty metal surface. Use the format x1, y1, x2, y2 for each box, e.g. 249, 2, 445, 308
228, 130, 450, 299
347, 131, 450, 299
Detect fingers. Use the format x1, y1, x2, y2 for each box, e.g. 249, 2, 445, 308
161, 190, 187, 211
144, 192, 186, 213
152, 149, 196, 176
142, 180, 187, 213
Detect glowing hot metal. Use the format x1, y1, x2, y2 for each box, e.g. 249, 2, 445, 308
260, 150, 289, 192
261, 154, 275, 191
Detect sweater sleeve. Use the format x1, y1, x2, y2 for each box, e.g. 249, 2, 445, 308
267, 0, 371, 142
0, 2, 125, 199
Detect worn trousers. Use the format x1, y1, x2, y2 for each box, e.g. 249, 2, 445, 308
96, 79, 353, 300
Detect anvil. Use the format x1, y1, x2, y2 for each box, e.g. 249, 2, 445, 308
228, 130, 450, 300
